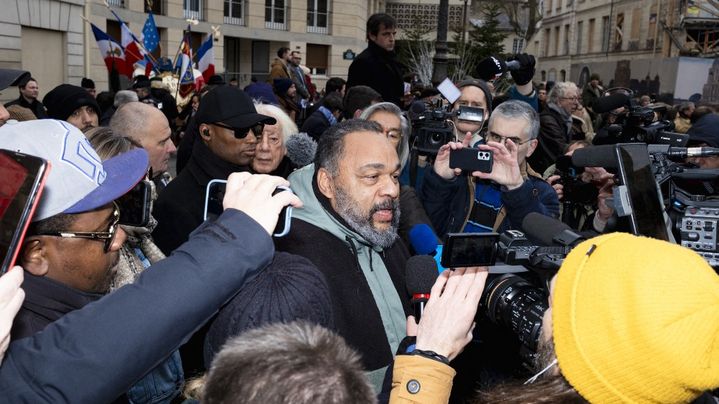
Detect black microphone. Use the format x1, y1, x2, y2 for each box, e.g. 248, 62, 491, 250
521, 212, 584, 247
593, 93, 630, 114
571, 144, 618, 168
406, 255, 439, 324
475, 56, 508, 81
285, 132, 317, 168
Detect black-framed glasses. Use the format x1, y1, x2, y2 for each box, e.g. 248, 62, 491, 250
486, 132, 532, 146
36, 202, 120, 253
214, 122, 264, 139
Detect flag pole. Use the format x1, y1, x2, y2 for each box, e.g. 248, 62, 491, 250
81, 16, 121, 90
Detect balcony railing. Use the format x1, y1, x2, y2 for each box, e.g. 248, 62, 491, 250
265, 5, 287, 30
307, 11, 329, 34
107, 0, 124, 7
184, 0, 203, 20
224, 0, 247, 25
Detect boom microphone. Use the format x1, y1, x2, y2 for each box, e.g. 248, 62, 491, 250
285, 132, 317, 168
593, 93, 630, 114
405, 255, 439, 323
571, 144, 618, 168
521, 212, 584, 247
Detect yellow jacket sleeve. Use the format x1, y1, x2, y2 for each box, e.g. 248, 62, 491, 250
389, 355, 456, 404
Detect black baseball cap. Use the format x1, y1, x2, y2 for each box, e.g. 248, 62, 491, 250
196, 86, 276, 128
0, 69, 30, 91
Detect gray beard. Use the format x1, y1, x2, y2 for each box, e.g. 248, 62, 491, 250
334, 185, 400, 249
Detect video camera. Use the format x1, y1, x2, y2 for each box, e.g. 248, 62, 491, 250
410, 101, 485, 155
593, 88, 688, 146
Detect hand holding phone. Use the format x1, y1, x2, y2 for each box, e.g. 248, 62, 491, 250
204, 173, 302, 237
449, 148, 493, 173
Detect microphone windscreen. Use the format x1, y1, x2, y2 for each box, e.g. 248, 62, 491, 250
521, 212, 572, 246
571, 145, 618, 168
285, 132, 317, 168
406, 255, 438, 295
475, 56, 507, 81
593, 93, 630, 114
408, 224, 440, 255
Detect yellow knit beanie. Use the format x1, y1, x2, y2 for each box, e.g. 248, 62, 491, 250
552, 232, 719, 403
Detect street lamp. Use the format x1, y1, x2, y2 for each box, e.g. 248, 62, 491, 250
431, 0, 449, 85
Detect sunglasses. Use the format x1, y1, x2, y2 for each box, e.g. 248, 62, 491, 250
36, 202, 121, 253
214, 122, 265, 139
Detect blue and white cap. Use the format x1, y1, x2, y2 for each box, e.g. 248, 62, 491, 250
0, 119, 149, 221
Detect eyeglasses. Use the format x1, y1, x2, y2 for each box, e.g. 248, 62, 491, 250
560, 96, 579, 102
383, 129, 402, 142
36, 202, 121, 253
486, 132, 532, 146
214, 122, 265, 139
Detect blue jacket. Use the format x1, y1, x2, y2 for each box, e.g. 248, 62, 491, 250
419, 166, 560, 238
0, 209, 274, 403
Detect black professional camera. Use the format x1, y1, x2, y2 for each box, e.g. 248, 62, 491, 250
554, 155, 599, 205
594, 88, 688, 146
410, 102, 485, 155
411, 108, 456, 155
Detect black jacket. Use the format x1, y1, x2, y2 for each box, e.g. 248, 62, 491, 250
528, 104, 579, 174
4, 96, 47, 119
347, 41, 404, 106
153, 140, 249, 255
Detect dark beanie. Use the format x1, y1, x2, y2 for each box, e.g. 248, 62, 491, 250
42, 84, 101, 121
81, 77, 95, 89
203, 252, 333, 368
273, 78, 293, 95
456, 78, 494, 113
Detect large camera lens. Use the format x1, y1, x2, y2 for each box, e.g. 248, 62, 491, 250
430, 131, 445, 145
482, 274, 548, 352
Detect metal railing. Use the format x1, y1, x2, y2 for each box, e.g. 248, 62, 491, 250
107, 0, 124, 7
307, 11, 329, 34
184, 0, 203, 20
265, 4, 287, 30
224, 0, 247, 25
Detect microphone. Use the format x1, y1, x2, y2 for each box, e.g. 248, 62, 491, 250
408, 223, 447, 272
593, 93, 630, 114
408, 223, 440, 255
285, 132, 317, 168
664, 147, 719, 159
406, 255, 439, 323
521, 212, 584, 247
571, 144, 618, 169
475, 56, 522, 81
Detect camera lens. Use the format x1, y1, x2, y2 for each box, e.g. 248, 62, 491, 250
430, 131, 444, 144
482, 274, 548, 352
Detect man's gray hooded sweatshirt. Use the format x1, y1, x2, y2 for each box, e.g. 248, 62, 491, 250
274, 164, 411, 391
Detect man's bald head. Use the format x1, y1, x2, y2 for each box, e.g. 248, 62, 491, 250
110, 102, 176, 176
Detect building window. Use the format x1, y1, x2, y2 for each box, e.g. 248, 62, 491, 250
554, 26, 560, 56
252, 40, 270, 82
224, 37, 242, 78
563, 24, 570, 55
601, 16, 610, 52
588, 18, 595, 53
107, 0, 124, 7
145, 0, 163, 15
307, 0, 329, 34
543, 28, 550, 57
306, 43, 329, 75
265, 0, 287, 30
512, 38, 524, 54
560, 69, 566, 81
614, 13, 624, 51
576, 21, 583, 54
225, 0, 246, 25
184, 0, 203, 20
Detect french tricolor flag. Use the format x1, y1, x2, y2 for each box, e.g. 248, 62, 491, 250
120, 22, 143, 76
196, 35, 215, 83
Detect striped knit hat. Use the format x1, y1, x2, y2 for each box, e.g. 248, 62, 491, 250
553, 232, 719, 403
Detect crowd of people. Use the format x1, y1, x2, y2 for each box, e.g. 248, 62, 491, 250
0, 11, 718, 404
